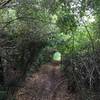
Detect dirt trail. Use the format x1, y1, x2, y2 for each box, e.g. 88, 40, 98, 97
15, 64, 77, 100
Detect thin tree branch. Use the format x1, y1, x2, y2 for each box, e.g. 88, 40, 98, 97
0, 0, 12, 8
2, 16, 51, 29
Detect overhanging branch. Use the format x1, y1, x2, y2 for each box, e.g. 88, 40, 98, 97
2, 16, 51, 29
0, 0, 12, 8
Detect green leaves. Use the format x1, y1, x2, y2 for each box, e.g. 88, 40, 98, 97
56, 14, 77, 33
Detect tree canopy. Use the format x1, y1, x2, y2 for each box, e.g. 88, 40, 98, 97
0, 0, 100, 100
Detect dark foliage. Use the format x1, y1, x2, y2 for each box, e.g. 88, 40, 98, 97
63, 49, 100, 99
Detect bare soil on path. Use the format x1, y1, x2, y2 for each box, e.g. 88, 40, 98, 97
15, 64, 78, 100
